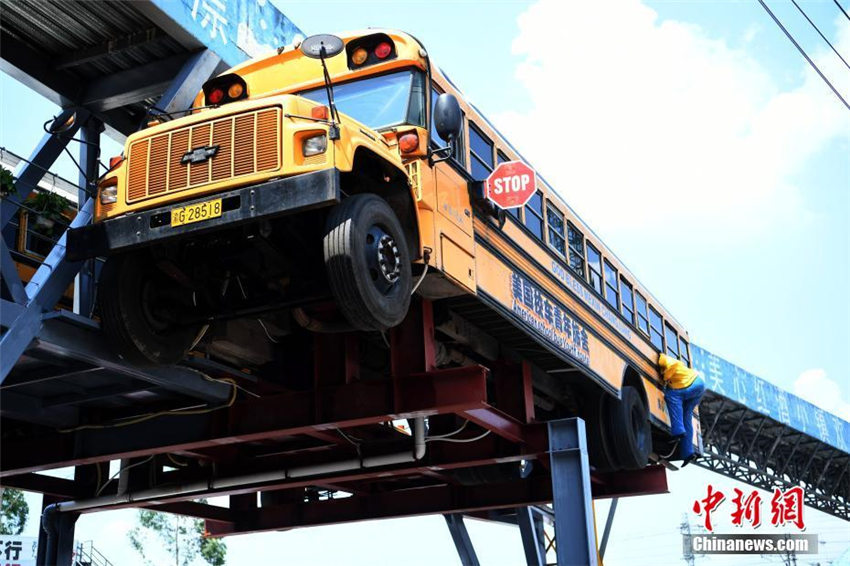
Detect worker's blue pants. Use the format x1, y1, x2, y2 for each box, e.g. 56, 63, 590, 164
665, 375, 705, 460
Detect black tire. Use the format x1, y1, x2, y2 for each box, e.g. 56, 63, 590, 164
583, 393, 619, 473
605, 385, 651, 470
98, 251, 201, 365
323, 194, 412, 331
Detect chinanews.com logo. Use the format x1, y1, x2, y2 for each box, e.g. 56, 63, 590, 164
684, 484, 818, 555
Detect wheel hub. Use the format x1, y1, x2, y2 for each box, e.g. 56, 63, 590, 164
366, 225, 401, 294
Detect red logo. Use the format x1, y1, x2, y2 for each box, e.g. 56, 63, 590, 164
731, 488, 763, 528
692, 484, 807, 532
693, 484, 726, 532
770, 486, 805, 530
485, 161, 537, 210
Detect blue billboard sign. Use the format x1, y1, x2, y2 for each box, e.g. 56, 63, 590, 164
149, 0, 304, 67
692, 344, 849, 452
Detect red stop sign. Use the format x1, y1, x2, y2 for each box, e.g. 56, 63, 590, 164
485, 161, 537, 210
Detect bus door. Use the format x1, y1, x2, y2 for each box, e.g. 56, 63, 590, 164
428, 88, 476, 293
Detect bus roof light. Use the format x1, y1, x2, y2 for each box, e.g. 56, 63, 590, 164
374, 41, 392, 59
228, 83, 244, 99
351, 47, 368, 66
208, 88, 225, 105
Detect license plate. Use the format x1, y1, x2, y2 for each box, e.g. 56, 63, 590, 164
170, 198, 222, 227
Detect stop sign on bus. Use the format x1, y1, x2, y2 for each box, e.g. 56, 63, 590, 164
485, 161, 537, 210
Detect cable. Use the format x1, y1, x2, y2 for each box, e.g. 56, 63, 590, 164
426, 420, 470, 440
95, 455, 154, 496
58, 375, 238, 433
758, 0, 850, 110
234, 274, 280, 345
834, 0, 850, 22
426, 430, 491, 444
257, 319, 279, 344
166, 454, 189, 468
410, 262, 429, 296
791, 0, 850, 71
186, 365, 260, 399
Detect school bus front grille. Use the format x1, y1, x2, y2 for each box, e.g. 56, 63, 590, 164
126, 107, 281, 203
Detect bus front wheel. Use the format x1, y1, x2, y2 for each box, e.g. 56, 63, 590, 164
98, 251, 201, 366
323, 193, 412, 331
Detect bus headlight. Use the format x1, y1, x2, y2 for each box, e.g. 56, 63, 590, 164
99, 178, 118, 204
303, 134, 328, 157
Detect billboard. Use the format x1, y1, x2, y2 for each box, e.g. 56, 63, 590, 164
692, 344, 849, 452
0, 536, 37, 566
148, 0, 305, 66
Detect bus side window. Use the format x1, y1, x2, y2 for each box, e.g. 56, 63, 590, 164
546, 202, 565, 257
430, 87, 465, 166
498, 151, 521, 220
586, 242, 603, 294
619, 277, 635, 325
635, 291, 649, 336
567, 221, 585, 278
649, 306, 664, 350
469, 122, 493, 180
524, 190, 544, 239
665, 323, 679, 358
679, 337, 690, 365
21, 212, 54, 258
603, 260, 619, 309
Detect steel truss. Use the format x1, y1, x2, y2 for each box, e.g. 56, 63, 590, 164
697, 391, 849, 520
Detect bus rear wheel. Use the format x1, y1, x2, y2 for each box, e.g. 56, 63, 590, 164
583, 393, 619, 473
98, 251, 201, 366
323, 194, 412, 331
605, 385, 651, 470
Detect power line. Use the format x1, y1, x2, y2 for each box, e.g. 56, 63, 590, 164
791, 0, 850, 71
757, 0, 850, 110
834, 0, 850, 22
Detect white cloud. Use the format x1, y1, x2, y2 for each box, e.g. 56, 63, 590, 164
794, 368, 850, 421
493, 0, 850, 244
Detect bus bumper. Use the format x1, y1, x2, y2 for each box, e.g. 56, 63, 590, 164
67, 168, 341, 261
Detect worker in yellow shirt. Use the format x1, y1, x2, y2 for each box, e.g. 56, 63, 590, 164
658, 353, 705, 467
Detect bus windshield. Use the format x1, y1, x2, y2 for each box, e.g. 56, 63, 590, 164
299, 70, 426, 130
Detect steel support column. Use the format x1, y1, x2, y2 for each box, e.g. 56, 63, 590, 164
154, 49, 222, 116
74, 117, 102, 317
0, 198, 94, 382
598, 497, 618, 560
444, 514, 480, 566
517, 506, 546, 566
549, 417, 598, 566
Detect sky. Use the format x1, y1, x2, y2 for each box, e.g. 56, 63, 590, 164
2, 0, 849, 564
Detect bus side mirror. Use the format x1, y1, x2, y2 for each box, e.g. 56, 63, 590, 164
434, 93, 462, 142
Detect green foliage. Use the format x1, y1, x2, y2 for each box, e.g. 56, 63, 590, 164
128, 503, 226, 566
26, 190, 71, 220
0, 488, 29, 535
0, 166, 15, 197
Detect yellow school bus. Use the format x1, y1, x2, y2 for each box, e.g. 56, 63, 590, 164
68, 30, 698, 471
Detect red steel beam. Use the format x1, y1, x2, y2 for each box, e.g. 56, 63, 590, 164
64, 429, 549, 515
206, 476, 554, 537
0, 365, 491, 477
591, 465, 668, 499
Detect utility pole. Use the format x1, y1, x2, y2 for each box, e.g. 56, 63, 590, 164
680, 514, 696, 566
781, 534, 798, 566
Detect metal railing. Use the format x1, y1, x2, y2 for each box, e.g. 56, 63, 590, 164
74, 540, 112, 566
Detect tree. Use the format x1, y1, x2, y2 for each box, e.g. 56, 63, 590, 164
0, 488, 29, 535
128, 505, 226, 566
